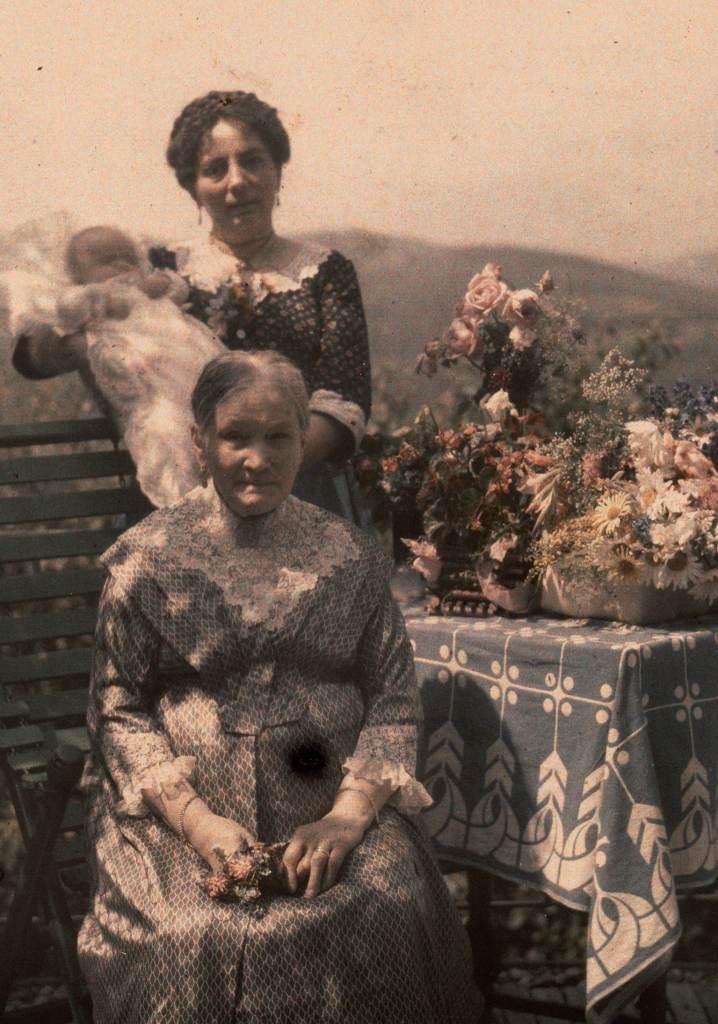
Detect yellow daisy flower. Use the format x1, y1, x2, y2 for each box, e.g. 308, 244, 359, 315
592, 491, 633, 537
603, 545, 645, 584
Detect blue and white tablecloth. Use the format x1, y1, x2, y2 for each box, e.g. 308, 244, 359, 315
407, 611, 718, 1024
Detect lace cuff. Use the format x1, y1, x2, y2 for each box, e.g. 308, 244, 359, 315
342, 755, 433, 815
117, 755, 197, 818
309, 390, 365, 452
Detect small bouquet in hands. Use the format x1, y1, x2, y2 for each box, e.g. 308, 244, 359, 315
205, 841, 288, 911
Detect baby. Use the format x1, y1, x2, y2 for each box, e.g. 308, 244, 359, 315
57, 226, 223, 507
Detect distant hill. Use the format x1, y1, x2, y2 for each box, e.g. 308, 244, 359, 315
307, 227, 718, 361
650, 252, 718, 294
3, 230, 718, 425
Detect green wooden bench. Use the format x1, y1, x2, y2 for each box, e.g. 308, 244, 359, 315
0, 418, 150, 1022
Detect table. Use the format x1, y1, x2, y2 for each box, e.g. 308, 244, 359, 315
407, 610, 718, 1024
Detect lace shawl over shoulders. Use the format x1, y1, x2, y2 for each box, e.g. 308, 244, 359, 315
101, 485, 386, 636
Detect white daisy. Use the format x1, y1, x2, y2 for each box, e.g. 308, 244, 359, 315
635, 469, 671, 515
654, 551, 703, 590
690, 568, 718, 604
625, 421, 674, 472
672, 511, 709, 547
655, 486, 690, 516
649, 521, 681, 553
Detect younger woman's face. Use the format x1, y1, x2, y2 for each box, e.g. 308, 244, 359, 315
194, 120, 280, 248
194, 384, 303, 518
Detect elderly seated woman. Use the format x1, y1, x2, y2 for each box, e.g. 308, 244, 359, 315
79, 349, 482, 1024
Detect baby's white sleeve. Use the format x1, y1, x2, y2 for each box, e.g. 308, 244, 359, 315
0, 269, 63, 344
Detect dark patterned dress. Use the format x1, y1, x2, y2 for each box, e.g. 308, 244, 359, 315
149, 237, 371, 519
78, 485, 482, 1023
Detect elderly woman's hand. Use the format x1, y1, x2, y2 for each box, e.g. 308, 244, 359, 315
282, 786, 378, 901
183, 806, 257, 873
282, 807, 369, 899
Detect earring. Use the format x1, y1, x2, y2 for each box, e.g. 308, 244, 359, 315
198, 463, 209, 488
197, 204, 204, 226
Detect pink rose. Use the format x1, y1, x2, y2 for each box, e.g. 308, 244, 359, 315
402, 538, 443, 584
503, 289, 541, 325
442, 317, 478, 358
462, 270, 510, 322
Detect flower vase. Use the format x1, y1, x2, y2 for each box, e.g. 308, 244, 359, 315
540, 566, 713, 625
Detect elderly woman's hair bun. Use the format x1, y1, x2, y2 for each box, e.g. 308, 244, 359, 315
192, 350, 310, 433
167, 90, 291, 195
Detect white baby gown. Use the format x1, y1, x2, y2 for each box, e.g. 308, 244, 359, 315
0, 216, 224, 508
80, 284, 224, 507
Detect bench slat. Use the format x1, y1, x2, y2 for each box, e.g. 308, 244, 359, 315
0, 607, 98, 644
0, 418, 117, 447
0, 699, 29, 723
26, 690, 89, 723
0, 568, 107, 603
8, 748, 53, 773
54, 726, 91, 753
0, 487, 150, 524
1, 647, 93, 685
0, 531, 120, 563
0, 449, 135, 484
0, 724, 45, 751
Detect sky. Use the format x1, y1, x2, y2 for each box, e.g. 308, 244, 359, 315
1, 0, 716, 269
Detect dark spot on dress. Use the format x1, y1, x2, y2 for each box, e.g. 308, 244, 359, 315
288, 741, 328, 776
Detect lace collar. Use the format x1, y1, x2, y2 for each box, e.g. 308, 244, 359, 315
173, 234, 332, 299
102, 482, 361, 631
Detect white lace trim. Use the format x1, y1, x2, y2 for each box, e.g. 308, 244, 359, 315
173, 235, 331, 299
309, 390, 366, 451
117, 754, 197, 818
108, 483, 362, 633
342, 756, 433, 815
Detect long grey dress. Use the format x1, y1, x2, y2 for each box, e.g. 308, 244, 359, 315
78, 484, 481, 1023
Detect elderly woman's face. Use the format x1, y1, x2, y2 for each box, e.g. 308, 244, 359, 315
195, 120, 280, 247
196, 384, 303, 517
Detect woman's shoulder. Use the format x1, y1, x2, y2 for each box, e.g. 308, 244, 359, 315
100, 488, 207, 571
286, 495, 391, 582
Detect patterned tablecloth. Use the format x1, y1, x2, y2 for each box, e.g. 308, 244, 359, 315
407, 610, 718, 1024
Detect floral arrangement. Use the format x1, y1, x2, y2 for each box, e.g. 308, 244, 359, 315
529, 365, 718, 604
355, 262, 584, 609
205, 842, 288, 912
355, 262, 717, 617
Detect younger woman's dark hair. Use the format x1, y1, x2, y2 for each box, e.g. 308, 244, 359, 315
166, 90, 291, 196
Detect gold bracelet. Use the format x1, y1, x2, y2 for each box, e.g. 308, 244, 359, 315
176, 793, 201, 844
338, 786, 380, 825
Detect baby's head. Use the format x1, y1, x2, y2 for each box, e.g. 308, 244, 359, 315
66, 226, 140, 285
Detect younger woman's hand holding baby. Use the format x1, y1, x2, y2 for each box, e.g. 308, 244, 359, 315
56, 283, 136, 333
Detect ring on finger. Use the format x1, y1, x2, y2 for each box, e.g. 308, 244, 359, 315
313, 848, 330, 858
